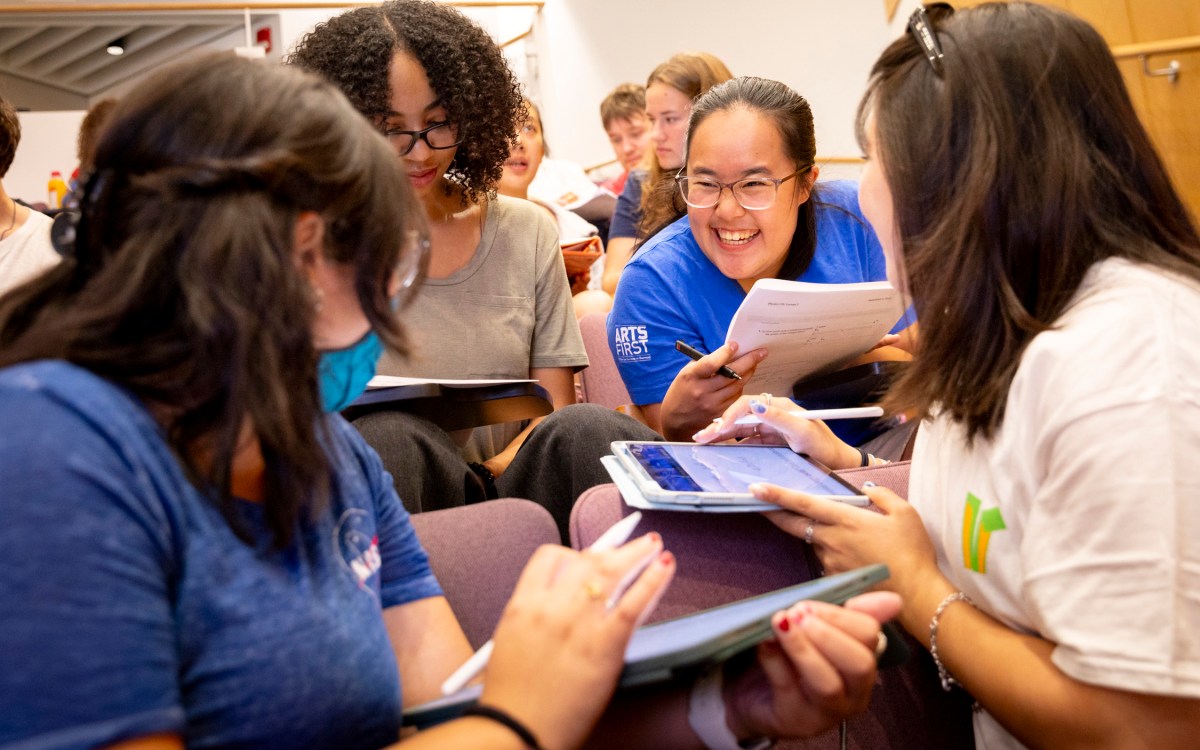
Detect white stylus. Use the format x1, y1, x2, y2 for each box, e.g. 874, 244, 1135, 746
733, 405, 885, 425
439, 511, 645, 696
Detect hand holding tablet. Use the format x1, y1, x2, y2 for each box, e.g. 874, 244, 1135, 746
608, 441, 870, 509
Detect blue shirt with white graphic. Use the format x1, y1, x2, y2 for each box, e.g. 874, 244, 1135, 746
608, 180, 909, 407
0, 360, 442, 750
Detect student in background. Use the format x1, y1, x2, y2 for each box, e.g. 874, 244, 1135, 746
598, 82, 649, 196
290, 0, 657, 537
499, 99, 599, 246
602, 51, 733, 295
499, 98, 613, 319
609, 76, 914, 443
0, 95, 57, 296
698, 4, 1200, 748
0, 52, 900, 750
524, 106, 615, 241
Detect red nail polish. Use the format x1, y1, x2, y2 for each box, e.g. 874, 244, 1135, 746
647, 531, 661, 543
659, 551, 674, 565
778, 616, 791, 632
791, 611, 805, 628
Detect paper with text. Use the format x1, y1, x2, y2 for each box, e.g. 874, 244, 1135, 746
367, 376, 537, 389
725, 278, 902, 396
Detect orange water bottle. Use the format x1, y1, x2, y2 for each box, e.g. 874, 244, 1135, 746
47, 171, 68, 209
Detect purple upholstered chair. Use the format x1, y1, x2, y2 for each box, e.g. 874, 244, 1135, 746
410, 498, 559, 649
568, 463, 975, 750
577, 312, 633, 411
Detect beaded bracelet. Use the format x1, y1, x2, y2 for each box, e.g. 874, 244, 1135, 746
467, 461, 499, 500
929, 591, 976, 691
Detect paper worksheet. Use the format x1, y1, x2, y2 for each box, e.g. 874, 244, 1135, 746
725, 278, 903, 396
366, 376, 537, 389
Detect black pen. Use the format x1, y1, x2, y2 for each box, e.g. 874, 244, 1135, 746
675, 340, 743, 381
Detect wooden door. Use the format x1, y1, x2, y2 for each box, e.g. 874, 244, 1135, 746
953, 0, 1200, 221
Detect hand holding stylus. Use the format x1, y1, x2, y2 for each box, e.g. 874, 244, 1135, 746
440, 511, 649, 696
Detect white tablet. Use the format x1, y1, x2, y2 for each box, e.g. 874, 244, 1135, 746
610, 441, 870, 508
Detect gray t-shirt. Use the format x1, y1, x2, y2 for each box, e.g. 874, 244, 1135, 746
380, 194, 588, 461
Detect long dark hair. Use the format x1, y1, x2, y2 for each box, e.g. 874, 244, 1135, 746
0, 54, 427, 546
682, 76, 821, 280
863, 2, 1200, 441
288, 0, 526, 206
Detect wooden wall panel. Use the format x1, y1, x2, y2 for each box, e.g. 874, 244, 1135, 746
950, 0, 1198, 220
1119, 0, 1200, 221
1124, 0, 1200, 41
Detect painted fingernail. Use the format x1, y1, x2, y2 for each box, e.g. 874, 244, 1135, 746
645, 531, 661, 543
750, 400, 766, 414
790, 611, 805, 628
777, 614, 791, 632
659, 551, 675, 566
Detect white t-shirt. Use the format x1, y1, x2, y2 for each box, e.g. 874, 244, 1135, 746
0, 208, 57, 296
910, 258, 1200, 750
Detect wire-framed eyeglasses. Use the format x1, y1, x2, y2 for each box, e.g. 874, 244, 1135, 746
675, 166, 813, 211
381, 121, 463, 156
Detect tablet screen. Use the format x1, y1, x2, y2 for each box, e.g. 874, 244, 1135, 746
625, 443, 856, 497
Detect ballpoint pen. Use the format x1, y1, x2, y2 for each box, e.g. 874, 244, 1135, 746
439, 510, 646, 696
733, 406, 885, 425
675, 340, 742, 381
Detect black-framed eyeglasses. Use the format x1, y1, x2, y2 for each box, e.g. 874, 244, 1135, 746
381, 121, 463, 156
907, 3, 953, 77
675, 166, 812, 211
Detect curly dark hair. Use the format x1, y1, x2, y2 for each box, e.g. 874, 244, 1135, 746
288, 0, 525, 205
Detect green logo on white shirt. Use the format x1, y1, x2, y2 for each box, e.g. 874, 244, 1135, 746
962, 493, 1006, 573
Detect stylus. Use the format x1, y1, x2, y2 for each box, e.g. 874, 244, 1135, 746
675, 340, 742, 380
440, 511, 645, 696
733, 406, 885, 425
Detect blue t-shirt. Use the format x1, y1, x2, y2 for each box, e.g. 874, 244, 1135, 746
0, 361, 443, 750
609, 169, 646, 240
608, 180, 909, 406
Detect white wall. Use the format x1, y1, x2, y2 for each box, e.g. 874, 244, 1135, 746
9, 111, 86, 205
536, 0, 920, 174
5, 1, 922, 203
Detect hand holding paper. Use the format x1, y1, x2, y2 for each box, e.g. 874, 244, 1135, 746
724, 279, 904, 396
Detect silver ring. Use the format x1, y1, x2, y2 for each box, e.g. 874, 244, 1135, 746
804, 523, 815, 545
761, 392, 772, 408
875, 631, 888, 658
752, 423, 760, 437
